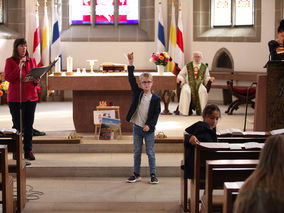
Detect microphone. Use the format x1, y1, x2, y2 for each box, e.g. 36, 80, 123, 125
19, 59, 25, 69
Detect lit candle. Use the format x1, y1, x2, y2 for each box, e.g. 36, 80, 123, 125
67, 56, 73, 72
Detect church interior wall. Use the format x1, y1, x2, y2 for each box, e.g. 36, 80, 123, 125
0, 0, 277, 103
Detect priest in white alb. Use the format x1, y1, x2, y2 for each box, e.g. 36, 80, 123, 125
177, 51, 215, 115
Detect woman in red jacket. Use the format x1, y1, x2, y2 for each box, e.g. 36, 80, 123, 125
4, 38, 39, 160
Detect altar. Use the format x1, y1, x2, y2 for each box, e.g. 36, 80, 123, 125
48, 72, 176, 133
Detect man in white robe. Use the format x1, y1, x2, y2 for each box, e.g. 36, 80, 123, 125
177, 51, 215, 115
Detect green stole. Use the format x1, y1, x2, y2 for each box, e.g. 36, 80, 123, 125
186, 62, 207, 115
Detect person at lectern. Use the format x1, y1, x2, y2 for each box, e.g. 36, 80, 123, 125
4, 38, 39, 161
268, 19, 284, 60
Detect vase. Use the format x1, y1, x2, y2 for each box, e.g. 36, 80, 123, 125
157, 65, 165, 75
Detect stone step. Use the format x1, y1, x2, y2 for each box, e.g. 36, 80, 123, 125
23, 177, 182, 213
32, 142, 183, 153
26, 153, 183, 178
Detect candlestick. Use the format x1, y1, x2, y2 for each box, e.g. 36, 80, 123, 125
53, 56, 62, 76
87, 59, 98, 74
55, 56, 61, 73
67, 56, 73, 72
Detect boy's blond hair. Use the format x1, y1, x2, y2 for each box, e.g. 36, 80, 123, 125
139, 72, 153, 82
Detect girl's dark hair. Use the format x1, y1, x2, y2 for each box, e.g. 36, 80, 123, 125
277, 19, 284, 33
12, 38, 29, 61
202, 104, 221, 118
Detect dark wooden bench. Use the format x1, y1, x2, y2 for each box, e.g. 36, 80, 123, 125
223, 181, 243, 213
0, 134, 26, 213
191, 143, 260, 213
156, 135, 267, 144
181, 140, 261, 213
201, 159, 258, 213
0, 145, 14, 213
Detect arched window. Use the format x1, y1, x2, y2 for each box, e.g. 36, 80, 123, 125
212, 48, 234, 72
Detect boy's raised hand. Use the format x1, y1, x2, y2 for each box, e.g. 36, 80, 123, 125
127, 52, 134, 66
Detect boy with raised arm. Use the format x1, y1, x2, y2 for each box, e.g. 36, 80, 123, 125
126, 52, 161, 184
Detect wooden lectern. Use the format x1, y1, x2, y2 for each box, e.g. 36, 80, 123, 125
265, 61, 284, 130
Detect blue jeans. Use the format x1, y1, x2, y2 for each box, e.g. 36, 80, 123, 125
133, 124, 156, 175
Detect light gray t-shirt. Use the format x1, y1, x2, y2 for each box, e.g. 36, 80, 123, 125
131, 93, 152, 127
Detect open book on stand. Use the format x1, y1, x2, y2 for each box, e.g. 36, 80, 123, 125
217, 128, 266, 136
24, 58, 58, 82
270, 128, 284, 135
217, 128, 284, 136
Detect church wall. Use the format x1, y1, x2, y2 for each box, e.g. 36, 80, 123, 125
184, 0, 275, 73
0, 0, 276, 103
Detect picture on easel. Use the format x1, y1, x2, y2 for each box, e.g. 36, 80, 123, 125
99, 117, 121, 140
93, 110, 116, 124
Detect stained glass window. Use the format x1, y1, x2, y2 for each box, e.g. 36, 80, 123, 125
95, 0, 115, 24
235, 0, 254, 25
212, 0, 232, 27
71, 0, 91, 25
70, 0, 139, 25
118, 0, 138, 24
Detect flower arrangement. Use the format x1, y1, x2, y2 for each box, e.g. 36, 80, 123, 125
149, 52, 171, 66
0, 81, 9, 97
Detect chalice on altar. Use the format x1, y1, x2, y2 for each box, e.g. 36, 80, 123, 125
87, 59, 98, 74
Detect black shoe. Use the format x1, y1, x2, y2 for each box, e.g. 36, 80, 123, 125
25, 161, 32, 166
33, 129, 46, 136
150, 174, 159, 184
126, 173, 141, 183
24, 151, 35, 161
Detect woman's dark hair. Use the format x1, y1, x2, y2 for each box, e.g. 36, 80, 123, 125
277, 19, 284, 33
12, 38, 29, 61
202, 104, 221, 118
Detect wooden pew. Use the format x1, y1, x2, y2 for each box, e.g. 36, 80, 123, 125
223, 182, 243, 213
201, 159, 258, 213
0, 145, 14, 213
0, 134, 26, 213
181, 134, 265, 212
186, 142, 261, 213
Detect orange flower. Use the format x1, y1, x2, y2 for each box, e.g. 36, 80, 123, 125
159, 56, 164, 60
0, 84, 3, 89
0, 90, 3, 97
